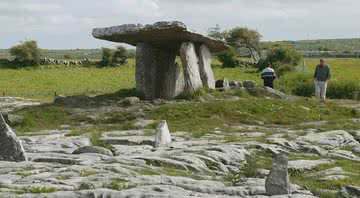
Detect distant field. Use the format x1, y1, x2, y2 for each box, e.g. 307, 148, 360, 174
0, 58, 359, 101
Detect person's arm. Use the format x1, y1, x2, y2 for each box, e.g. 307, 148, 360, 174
326, 66, 331, 81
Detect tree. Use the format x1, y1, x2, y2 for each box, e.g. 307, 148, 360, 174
9, 40, 41, 66
208, 24, 224, 40
217, 48, 239, 68
112, 46, 128, 65
225, 27, 262, 63
100, 48, 113, 66
257, 45, 303, 77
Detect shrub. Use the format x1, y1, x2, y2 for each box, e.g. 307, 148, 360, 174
9, 40, 41, 66
289, 74, 360, 100
63, 54, 72, 59
217, 48, 239, 68
100, 48, 113, 67
327, 80, 360, 100
112, 46, 128, 65
258, 46, 302, 76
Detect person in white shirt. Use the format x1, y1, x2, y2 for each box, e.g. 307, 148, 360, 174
261, 63, 277, 88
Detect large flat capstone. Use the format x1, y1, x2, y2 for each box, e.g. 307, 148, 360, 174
92, 21, 228, 52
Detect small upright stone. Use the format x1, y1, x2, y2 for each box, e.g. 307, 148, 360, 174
0, 114, 27, 162
154, 120, 172, 148
265, 152, 290, 196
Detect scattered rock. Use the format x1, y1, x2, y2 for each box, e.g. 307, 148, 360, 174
338, 186, 360, 198
72, 146, 113, 156
352, 146, 360, 154
264, 87, 287, 99
243, 80, 256, 89
134, 119, 155, 128
119, 97, 140, 106
328, 150, 360, 161
288, 159, 333, 171
3, 114, 24, 126
215, 79, 230, 90
297, 130, 359, 149
265, 152, 290, 196
154, 120, 172, 148
0, 115, 27, 162
229, 81, 242, 88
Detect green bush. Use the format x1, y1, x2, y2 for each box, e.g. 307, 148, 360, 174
100, 48, 113, 67
258, 46, 302, 76
217, 48, 239, 68
327, 81, 360, 100
9, 40, 42, 67
288, 74, 360, 100
112, 46, 128, 65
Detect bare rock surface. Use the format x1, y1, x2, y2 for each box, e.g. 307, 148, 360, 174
0, 97, 40, 114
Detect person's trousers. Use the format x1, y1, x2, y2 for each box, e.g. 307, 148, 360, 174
315, 80, 328, 101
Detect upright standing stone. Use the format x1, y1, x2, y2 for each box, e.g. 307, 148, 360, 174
265, 152, 290, 195
154, 120, 172, 148
180, 42, 203, 93
197, 44, 215, 89
0, 114, 27, 162
136, 43, 181, 99
161, 62, 185, 99
136, 43, 157, 99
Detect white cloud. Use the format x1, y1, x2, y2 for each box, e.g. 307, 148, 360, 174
1, 0, 360, 48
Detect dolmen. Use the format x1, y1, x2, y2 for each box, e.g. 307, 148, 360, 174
92, 21, 229, 99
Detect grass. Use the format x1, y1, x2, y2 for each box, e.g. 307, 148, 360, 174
104, 178, 135, 191
290, 159, 360, 198
148, 97, 358, 137
0, 58, 359, 101
0, 59, 135, 101
22, 186, 58, 194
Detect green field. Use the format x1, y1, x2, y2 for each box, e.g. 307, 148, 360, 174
0, 58, 359, 101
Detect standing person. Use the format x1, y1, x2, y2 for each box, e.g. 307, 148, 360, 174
261, 63, 277, 88
314, 59, 331, 102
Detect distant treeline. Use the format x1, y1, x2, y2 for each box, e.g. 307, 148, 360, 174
264, 38, 360, 52
0, 48, 136, 60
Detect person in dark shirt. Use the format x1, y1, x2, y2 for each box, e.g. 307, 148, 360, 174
261, 63, 277, 88
314, 59, 331, 102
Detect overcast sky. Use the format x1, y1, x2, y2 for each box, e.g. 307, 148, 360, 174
1, 0, 360, 49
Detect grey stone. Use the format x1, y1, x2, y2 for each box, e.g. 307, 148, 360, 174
180, 42, 203, 94
297, 130, 359, 148
0, 115, 27, 162
93, 21, 228, 53
215, 79, 230, 90
328, 150, 360, 161
338, 186, 360, 198
198, 44, 215, 89
136, 42, 182, 99
288, 159, 333, 171
243, 80, 256, 89
353, 145, 360, 154
154, 120, 172, 148
72, 146, 113, 156
120, 97, 140, 106
229, 81, 242, 88
265, 152, 290, 195
264, 87, 287, 99
4, 114, 24, 126
0, 97, 40, 114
